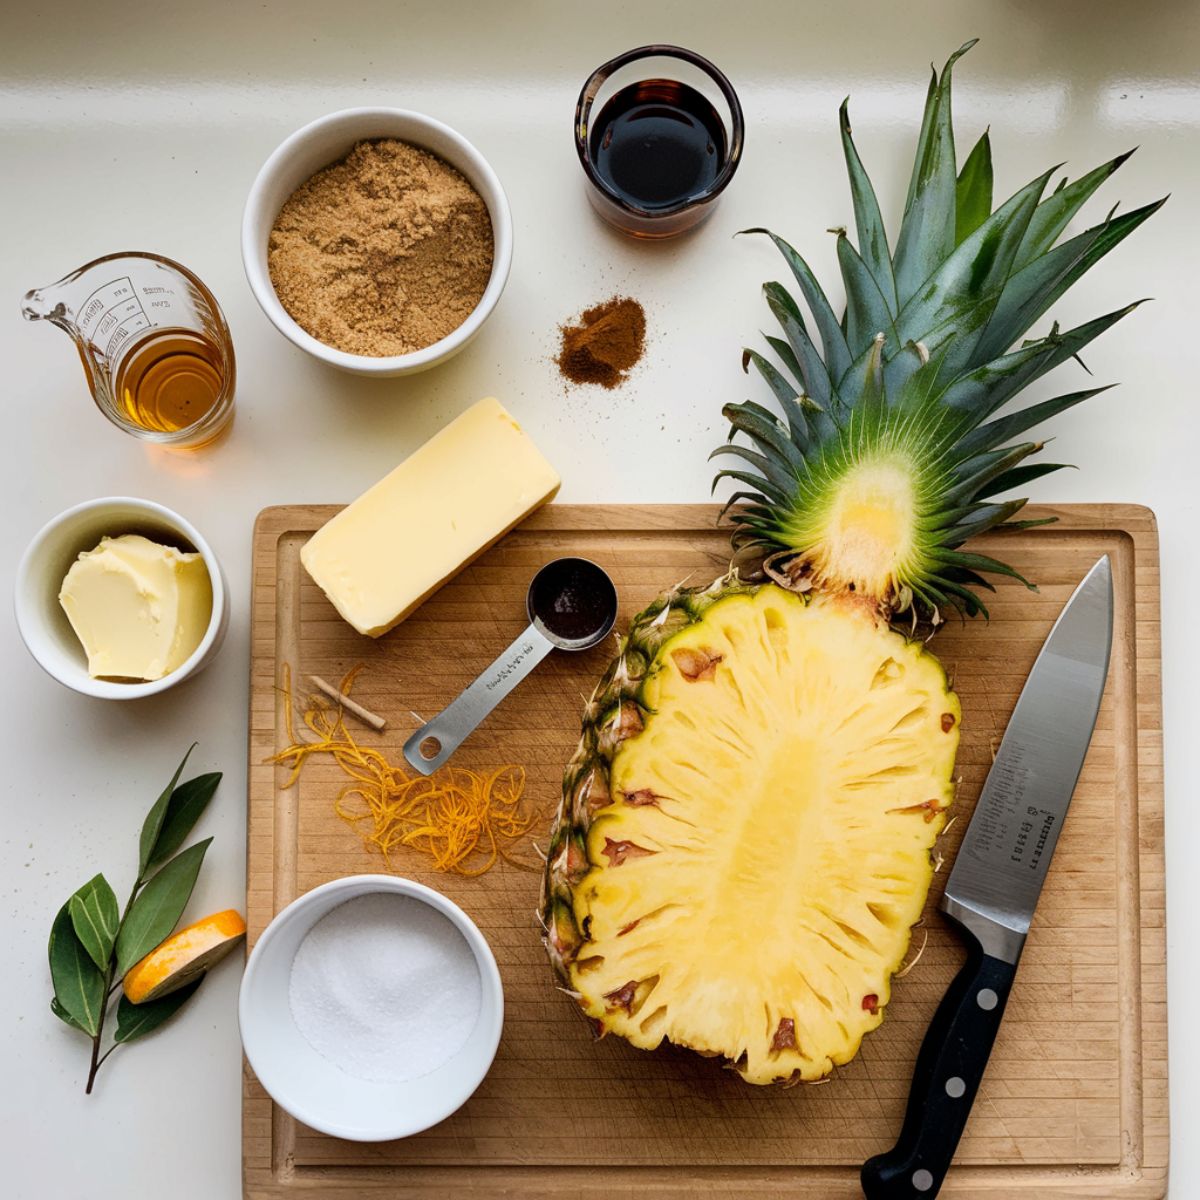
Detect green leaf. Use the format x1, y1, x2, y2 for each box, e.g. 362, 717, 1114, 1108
743, 229, 853, 384
927, 547, 1035, 589
974, 461, 1071, 499
882, 341, 928, 403
912, 294, 1004, 386
761, 337, 815, 440
929, 574, 989, 619
955, 129, 993, 245
710, 443, 797, 494
893, 41, 977, 305
929, 304, 1142, 449
1015, 149, 1136, 269
51, 996, 85, 1032
763, 282, 835, 414
944, 498, 1029, 543
974, 198, 1165, 362
68, 874, 120, 971
722, 399, 805, 472
147, 772, 221, 870
944, 442, 1043, 504
741, 348, 799, 405
138, 745, 196, 880
839, 98, 897, 313
48, 903, 105, 1036
955, 385, 1114, 458
837, 233, 899, 356
897, 167, 1054, 353
114, 977, 204, 1044
739, 350, 816, 454
116, 838, 212, 976
840, 336, 887, 441
890, 342, 949, 417
711, 467, 791, 507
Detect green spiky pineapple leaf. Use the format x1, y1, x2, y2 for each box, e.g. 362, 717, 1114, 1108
955, 130, 993, 244
719, 41, 1162, 620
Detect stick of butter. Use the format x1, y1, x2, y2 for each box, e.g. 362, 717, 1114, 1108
301, 397, 561, 637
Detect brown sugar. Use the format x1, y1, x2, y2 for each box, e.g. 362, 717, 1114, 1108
557, 297, 646, 389
268, 139, 494, 357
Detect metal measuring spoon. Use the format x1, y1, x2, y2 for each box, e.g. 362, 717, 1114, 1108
402, 557, 618, 775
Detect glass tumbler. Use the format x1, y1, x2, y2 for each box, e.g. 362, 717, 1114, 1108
574, 44, 745, 239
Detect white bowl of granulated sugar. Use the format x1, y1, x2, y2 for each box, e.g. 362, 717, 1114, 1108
239, 875, 503, 1141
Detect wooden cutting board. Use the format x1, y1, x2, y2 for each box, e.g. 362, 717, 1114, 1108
244, 503, 1166, 1199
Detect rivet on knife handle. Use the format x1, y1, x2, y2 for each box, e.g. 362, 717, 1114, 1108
860, 922, 1016, 1198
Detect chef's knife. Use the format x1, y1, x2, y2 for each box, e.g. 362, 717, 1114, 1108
861, 555, 1114, 1199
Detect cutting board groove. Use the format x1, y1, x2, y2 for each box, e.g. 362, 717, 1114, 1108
244, 503, 1166, 1198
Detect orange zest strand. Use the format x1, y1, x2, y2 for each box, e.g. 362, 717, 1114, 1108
269, 664, 534, 876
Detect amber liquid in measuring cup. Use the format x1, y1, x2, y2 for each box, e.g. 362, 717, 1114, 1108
114, 328, 225, 434
22, 252, 236, 449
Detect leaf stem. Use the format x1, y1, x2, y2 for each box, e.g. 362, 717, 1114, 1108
84, 874, 144, 1095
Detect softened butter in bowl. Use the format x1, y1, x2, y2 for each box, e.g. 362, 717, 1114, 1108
14, 496, 230, 700
59, 534, 213, 682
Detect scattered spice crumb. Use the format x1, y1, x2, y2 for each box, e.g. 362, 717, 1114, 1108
557, 296, 646, 389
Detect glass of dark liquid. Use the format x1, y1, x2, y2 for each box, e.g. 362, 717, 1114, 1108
575, 44, 744, 239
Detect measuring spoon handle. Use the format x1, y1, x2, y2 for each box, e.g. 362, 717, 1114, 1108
403, 623, 556, 775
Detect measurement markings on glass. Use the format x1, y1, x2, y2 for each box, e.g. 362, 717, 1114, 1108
76, 276, 154, 361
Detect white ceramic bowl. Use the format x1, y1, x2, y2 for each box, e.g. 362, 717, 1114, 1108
242, 107, 513, 377
14, 496, 230, 700
239, 874, 503, 1142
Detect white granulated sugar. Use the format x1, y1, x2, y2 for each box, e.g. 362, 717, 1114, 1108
288, 892, 482, 1084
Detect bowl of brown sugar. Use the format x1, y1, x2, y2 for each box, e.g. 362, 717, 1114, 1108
243, 108, 512, 376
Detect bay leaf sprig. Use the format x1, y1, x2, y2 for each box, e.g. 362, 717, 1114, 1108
48, 746, 222, 1093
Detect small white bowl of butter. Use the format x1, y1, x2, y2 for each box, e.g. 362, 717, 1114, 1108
14, 496, 229, 699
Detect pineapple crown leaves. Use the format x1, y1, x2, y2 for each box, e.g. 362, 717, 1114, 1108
717, 40, 1164, 620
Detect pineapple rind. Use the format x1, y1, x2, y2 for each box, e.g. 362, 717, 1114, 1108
542, 584, 959, 1085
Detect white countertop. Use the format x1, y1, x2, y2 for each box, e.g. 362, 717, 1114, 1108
1, 1, 1194, 1195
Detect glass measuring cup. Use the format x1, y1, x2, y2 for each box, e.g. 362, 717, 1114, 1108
403, 558, 619, 775
22, 252, 236, 449
575, 44, 745, 239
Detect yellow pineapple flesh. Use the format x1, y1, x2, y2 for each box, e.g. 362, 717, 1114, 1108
548, 586, 959, 1084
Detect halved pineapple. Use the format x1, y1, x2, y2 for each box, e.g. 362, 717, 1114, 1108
560, 588, 957, 1084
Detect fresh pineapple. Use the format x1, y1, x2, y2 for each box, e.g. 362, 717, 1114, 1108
541, 41, 1161, 1084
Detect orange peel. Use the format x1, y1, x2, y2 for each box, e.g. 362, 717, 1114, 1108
122, 909, 246, 1004
269, 665, 535, 876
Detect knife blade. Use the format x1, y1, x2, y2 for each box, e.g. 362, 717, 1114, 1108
861, 555, 1114, 1199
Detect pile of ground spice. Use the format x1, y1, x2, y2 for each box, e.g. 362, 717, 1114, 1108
268, 139, 494, 357
556, 297, 646, 388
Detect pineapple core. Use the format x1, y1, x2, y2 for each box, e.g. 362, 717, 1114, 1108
568, 588, 958, 1083
805, 458, 918, 602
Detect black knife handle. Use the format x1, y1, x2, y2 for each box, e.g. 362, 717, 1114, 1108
860, 927, 1017, 1199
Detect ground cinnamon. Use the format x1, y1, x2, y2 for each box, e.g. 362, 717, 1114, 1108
268, 139, 493, 357
557, 297, 646, 388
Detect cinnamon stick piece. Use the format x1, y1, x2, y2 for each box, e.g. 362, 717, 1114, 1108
308, 675, 387, 731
